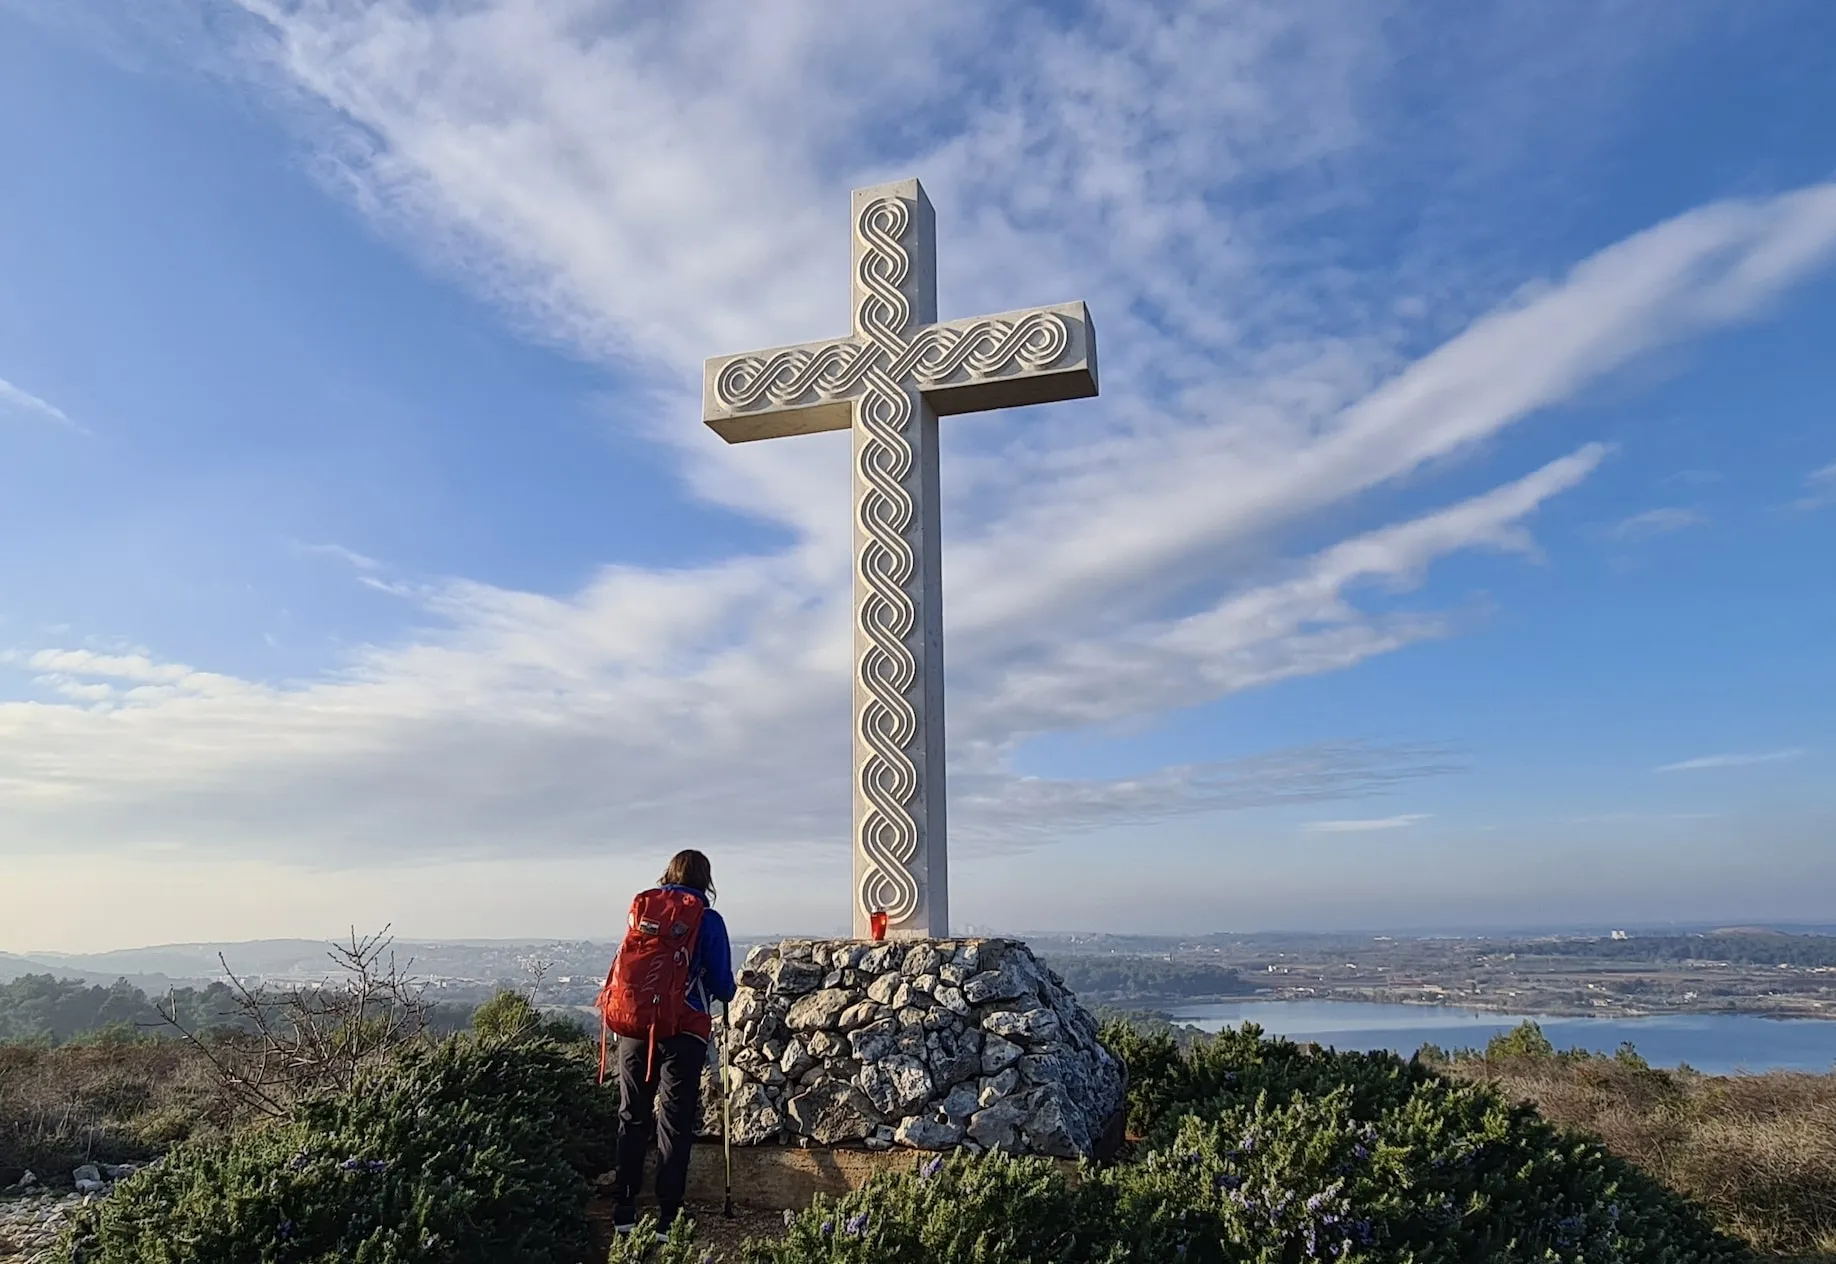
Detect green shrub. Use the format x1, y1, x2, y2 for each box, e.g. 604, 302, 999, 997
753, 1030, 1751, 1263
471, 990, 591, 1046
1486, 1021, 1560, 1061
57, 1038, 618, 1264
742, 1151, 1090, 1263
1103, 1020, 1428, 1147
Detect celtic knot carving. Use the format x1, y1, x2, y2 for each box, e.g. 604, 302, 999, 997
852, 195, 923, 926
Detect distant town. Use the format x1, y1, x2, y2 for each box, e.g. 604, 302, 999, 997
7, 925, 1834, 1025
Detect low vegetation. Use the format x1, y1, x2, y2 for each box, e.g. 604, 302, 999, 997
4, 945, 1829, 1262
0, 1041, 226, 1192
59, 1036, 616, 1264
1436, 1023, 1836, 1259
753, 1023, 1748, 1263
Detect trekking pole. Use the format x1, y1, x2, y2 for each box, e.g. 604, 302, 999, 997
720, 999, 735, 1218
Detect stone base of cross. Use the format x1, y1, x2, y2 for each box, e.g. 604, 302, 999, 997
703, 179, 1098, 939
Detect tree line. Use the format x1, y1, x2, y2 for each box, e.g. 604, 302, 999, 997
1507, 933, 1836, 968
0, 973, 479, 1047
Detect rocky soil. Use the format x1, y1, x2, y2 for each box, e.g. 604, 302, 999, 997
709, 937, 1125, 1158
0, 1164, 146, 1264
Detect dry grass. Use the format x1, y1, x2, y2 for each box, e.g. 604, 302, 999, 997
0, 1042, 227, 1188
1454, 1054, 1836, 1259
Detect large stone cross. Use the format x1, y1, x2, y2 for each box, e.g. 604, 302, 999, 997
703, 178, 1098, 939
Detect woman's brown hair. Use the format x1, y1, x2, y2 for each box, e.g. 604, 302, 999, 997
660, 849, 715, 902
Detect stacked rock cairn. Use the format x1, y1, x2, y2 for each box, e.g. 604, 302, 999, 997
708, 938, 1125, 1158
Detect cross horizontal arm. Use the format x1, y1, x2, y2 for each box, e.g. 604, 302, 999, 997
701, 301, 1097, 445
909, 300, 1097, 417
702, 335, 863, 444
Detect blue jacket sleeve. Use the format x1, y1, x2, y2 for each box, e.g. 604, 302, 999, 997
698, 909, 737, 1003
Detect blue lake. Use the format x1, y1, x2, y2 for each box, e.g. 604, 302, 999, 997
1169, 1000, 1836, 1075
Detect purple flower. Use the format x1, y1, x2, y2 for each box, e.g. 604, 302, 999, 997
1351, 1144, 1370, 1161
820, 1219, 834, 1237
276, 1220, 294, 1240
1305, 1192, 1331, 1213
844, 1212, 869, 1238
919, 1155, 945, 1181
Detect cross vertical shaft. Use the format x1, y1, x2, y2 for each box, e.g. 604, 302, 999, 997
849, 182, 946, 938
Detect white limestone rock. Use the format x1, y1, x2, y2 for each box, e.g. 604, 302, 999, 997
716, 936, 1122, 1159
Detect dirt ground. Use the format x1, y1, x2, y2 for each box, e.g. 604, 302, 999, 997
587, 1193, 789, 1261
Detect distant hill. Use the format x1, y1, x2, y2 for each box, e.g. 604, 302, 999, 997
24, 939, 337, 983
0, 951, 184, 992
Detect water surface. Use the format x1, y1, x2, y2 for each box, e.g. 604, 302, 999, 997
1168, 1000, 1836, 1075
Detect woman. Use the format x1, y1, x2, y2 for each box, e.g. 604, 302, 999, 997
607, 848, 736, 1238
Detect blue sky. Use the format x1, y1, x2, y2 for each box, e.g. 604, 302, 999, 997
0, 0, 1832, 950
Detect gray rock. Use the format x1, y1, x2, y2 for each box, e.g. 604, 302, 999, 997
807, 1030, 846, 1058
859, 943, 900, 974
967, 1098, 1027, 1152
981, 1033, 1023, 1074
785, 988, 855, 1031
930, 1031, 983, 1086
822, 969, 844, 988
849, 1017, 899, 1064
866, 972, 902, 1005
983, 1007, 1061, 1044
962, 959, 1032, 1005
838, 1000, 883, 1030
729, 988, 765, 1025
902, 944, 943, 977
1023, 1093, 1084, 1158
979, 1067, 1020, 1105
768, 956, 827, 995
70, 1165, 101, 1186
1018, 1049, 1071, 1084
934, 985, 969, 1015
938, 961, 968, 986
940, 1082, 980, 1123
780, 1038, 818, 1079
858, 1054, 933, 1117
956, 941, 983, 972
894, 1112, 965, 1150
784, 1082, 879, 1144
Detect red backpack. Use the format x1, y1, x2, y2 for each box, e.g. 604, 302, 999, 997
595, 886, 707, 1083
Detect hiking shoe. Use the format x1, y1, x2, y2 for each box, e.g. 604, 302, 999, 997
611, 1205, 637, 1236
655, 1210, 686, 1243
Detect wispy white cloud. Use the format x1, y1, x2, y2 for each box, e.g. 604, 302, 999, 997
295, 542, 383, 572
1303, 813, 1432, 834
1656, 749, 1804, 773
1793, 461, 1836, 511
3, 2, 1836, 875
0, 376, 79, 431
1605, 506, 1705, 541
